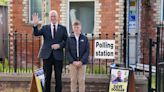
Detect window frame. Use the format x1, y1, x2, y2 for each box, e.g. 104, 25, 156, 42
29, 0, 43, 23
161, 0, 164, 21
67, 0, 96, 34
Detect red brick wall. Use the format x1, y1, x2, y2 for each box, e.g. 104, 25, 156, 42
0, 74, 148, 92
141, 0, 156, 64
9, 0, 63, 67
100, 0, 119, 39
10, 0, 41, 66
12, 0, 31, 34
11, 0, 61, 33
9, 0, 159, 66
9, 0, 120, 65
11, 0, 62, 34
51, 0, 61, 21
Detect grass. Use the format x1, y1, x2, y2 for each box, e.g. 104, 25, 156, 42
152, 74, 156, 89
0, 67, 33, 73
151, 74, 163, 90
0, 59, 107, 74
86, 64, 107, 74
0, 59, 33, 73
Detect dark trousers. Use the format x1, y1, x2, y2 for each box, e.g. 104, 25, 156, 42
43, 53, 63, 92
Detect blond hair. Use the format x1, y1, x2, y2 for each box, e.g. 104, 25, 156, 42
73, 20, 81, 26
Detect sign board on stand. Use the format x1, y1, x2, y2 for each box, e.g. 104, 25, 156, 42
109, 68, 135, 92
30, 68, 44, 92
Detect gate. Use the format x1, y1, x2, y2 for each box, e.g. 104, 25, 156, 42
148, 24, 164, 92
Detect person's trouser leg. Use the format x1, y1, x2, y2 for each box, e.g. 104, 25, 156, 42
43, 56, 53, 92
78, 65, 86, 92
54, 60, 63, 92
70, 64, 78, 92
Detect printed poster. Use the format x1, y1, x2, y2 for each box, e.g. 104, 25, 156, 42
35, 68, 45, 92
109, 68, 129, 92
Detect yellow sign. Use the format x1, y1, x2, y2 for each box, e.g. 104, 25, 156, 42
30, 68, 44, 92
109, 82, 128, 92
109, 68, 135, 92
109, 68, 129, 92
0, 0, 8, 6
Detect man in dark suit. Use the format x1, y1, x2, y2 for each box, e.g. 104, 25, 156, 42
32, 10, 68, 92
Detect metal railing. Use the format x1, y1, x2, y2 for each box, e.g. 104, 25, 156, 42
0, 31, 148, 75
148, 24, 164, 92
0, 32, 42, 73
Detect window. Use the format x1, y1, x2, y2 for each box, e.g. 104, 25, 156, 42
162, 0, 164, 21
29, 0, 42, 22
69, 1, 94, 33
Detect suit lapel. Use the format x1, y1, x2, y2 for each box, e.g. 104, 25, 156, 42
55, 24, 62, 37
47, 24, 53, 39
57, 24, 60, 33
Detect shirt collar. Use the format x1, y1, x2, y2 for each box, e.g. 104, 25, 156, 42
70, 32, 82, 38
51, 22, 58, 28
74, 33, 80, 38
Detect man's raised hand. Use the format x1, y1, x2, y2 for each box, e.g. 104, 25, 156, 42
32, 13, 39, 26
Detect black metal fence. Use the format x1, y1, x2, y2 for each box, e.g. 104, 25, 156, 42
148, 24, 164, 92
156, 25, 164, 92
0, 31, 150, 74
0, 32, 42, 73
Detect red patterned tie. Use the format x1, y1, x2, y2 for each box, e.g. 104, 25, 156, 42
53, 25, 56, 38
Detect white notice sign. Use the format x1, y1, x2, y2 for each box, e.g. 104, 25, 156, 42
94, 40, 115, 59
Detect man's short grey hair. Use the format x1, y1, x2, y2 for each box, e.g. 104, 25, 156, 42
49, 10, 58, 17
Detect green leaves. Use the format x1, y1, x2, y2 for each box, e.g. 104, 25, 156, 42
0, 0, 8, 6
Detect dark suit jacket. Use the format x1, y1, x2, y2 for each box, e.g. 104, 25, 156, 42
33, 24, 68, 60
66, 33, 90, 65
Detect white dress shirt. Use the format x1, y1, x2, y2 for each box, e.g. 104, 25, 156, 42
74, 34, 79, 58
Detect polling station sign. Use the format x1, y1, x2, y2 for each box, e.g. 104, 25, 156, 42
94, 40, 115, 59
